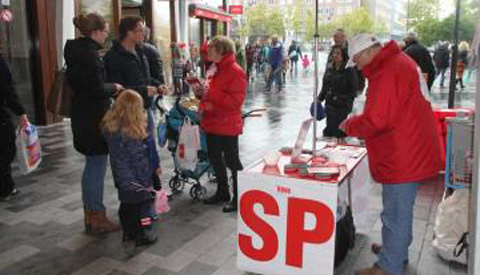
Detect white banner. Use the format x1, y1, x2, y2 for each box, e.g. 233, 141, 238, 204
237, 172, 338, 275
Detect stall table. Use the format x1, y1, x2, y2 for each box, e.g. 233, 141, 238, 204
237, 145, 367, 275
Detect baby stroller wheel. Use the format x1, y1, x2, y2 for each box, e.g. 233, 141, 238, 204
169, 176, 185, 193
190, 184, 207, 200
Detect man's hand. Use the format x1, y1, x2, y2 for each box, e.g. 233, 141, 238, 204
147, 86, 157, 97
157, 85, 169, 96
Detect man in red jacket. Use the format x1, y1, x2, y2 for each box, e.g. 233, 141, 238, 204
341, 34, 442, 275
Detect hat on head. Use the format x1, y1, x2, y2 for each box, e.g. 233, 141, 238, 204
346, 34, 380, 67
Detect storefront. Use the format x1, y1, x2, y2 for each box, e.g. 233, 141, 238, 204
0, 0, 58, 126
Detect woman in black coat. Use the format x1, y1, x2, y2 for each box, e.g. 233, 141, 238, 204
318, 45, 357, 138
64, 13, 123, 234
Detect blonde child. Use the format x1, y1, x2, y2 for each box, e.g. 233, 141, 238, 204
103, 90, 158, 248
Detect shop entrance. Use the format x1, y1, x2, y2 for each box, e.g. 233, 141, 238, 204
0, 3, 37, 123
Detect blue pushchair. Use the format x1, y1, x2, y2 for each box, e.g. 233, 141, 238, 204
155, 96, 211, 200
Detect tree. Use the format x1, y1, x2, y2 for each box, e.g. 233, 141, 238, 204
332, 8, 386, 37
406, 0, 440, 29
243, 1, 286, 41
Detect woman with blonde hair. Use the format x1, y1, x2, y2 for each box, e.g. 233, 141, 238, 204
103, 90, 157, 247
64, 13, 123, 234
457, 41, 470, 89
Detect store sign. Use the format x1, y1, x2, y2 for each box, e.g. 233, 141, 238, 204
229, 5, 243, 15
190, 7, 232, 23
237, 172, 337, 275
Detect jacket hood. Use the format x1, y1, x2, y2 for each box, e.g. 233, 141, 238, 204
64, 37, 102, 64
362, 40, 401, 78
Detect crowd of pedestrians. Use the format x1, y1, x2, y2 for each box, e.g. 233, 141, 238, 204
0, 8, 477, 274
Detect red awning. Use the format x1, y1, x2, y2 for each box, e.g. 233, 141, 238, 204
189, 4, 232, 23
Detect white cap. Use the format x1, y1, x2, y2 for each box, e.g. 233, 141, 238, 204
346, 34, 380, 67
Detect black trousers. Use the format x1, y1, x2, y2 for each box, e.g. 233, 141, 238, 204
206, 134, 243, 192
0, 120, 16, 197
323, 108, 350, 138
119, 201, 150, 241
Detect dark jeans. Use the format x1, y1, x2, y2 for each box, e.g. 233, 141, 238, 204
266, 66, 283, 91
0, 120, 16, 197
206, 134, 243, 192
119, 201, 151, 240
436, 67, 448, 87
323, 108, 350, 138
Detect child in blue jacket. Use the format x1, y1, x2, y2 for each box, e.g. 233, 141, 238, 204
103, 90, 158, 248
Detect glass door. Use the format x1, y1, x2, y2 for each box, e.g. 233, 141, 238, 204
0, 2, 36, 123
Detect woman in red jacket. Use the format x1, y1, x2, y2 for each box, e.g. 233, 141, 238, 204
194, 36, 247, 213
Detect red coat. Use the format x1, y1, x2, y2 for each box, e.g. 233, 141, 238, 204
200, 53, 247, 136
344, 41, 442, 184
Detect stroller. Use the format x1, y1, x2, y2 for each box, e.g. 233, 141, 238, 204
155, 96, 265, 200
156, 96, 210, 200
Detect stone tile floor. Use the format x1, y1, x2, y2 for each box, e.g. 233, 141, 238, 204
0, 57, 475, 275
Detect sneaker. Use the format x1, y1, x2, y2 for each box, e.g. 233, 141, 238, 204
0, 189, 19, 202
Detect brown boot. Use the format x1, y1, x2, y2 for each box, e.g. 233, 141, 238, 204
84, 208, 92, 233
87, 210, 121, 234
371, 243, 409, 265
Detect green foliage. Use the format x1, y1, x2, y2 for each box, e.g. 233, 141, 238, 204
243, 1, 286, 40
406, 0, 440, 28
413, 0, 478, 46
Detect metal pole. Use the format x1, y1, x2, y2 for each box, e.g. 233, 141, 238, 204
448, 0, 461, 108
312, 0, 319, 156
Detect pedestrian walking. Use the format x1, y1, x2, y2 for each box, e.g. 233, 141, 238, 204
64, 13, 124, 234
103, 90, 158, 248
246, 43, 255, 82
301, 54, 311, 76
288, 40, 302, 76
341, 34, 442, 275
265, 35, 284, 92
433, 42, 450, 88
403, 32, 436, 90
456, 41, 470, 89
191, 36, 247, 213
0, 55, 29, 201
318, 45, 356, 138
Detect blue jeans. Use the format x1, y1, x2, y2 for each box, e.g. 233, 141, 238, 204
82, 155, 108, 211
266, 66, 282, 90
377, 183, 418, 275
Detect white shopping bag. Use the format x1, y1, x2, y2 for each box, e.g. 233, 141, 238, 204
175, 117, 200, 171
16, 122, 42, 174
432, 189, 469, 265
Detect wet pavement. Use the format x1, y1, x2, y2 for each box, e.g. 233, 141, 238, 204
0, 52, 475, 275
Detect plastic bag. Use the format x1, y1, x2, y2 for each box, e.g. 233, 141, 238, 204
16, 122, 42, 174
154, 189, 170, 214
175, 117, 200, 171
432, 189, 469, 265
310, 101, 326, 121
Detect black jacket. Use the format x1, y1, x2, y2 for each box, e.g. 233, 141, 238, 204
433, 46, 450, 69
64, 37, 115, 156
318, 64, 356, 112
0, 55, 25, 123
142, 42, 165, 86
104, 41, 158, 108
403, 41, 436, 90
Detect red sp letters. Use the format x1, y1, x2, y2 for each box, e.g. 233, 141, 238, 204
238, 190, 335, 268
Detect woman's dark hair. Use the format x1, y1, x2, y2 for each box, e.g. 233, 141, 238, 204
331, 44, 349, 66
73, 13, 107, 37
118, 16, 144, 41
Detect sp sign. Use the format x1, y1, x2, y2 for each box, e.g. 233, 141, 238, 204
237, 172, 338, 275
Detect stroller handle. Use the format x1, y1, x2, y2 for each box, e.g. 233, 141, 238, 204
243, 108, 266, 118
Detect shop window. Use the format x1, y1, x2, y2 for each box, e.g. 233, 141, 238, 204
0, 3, 36, 123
